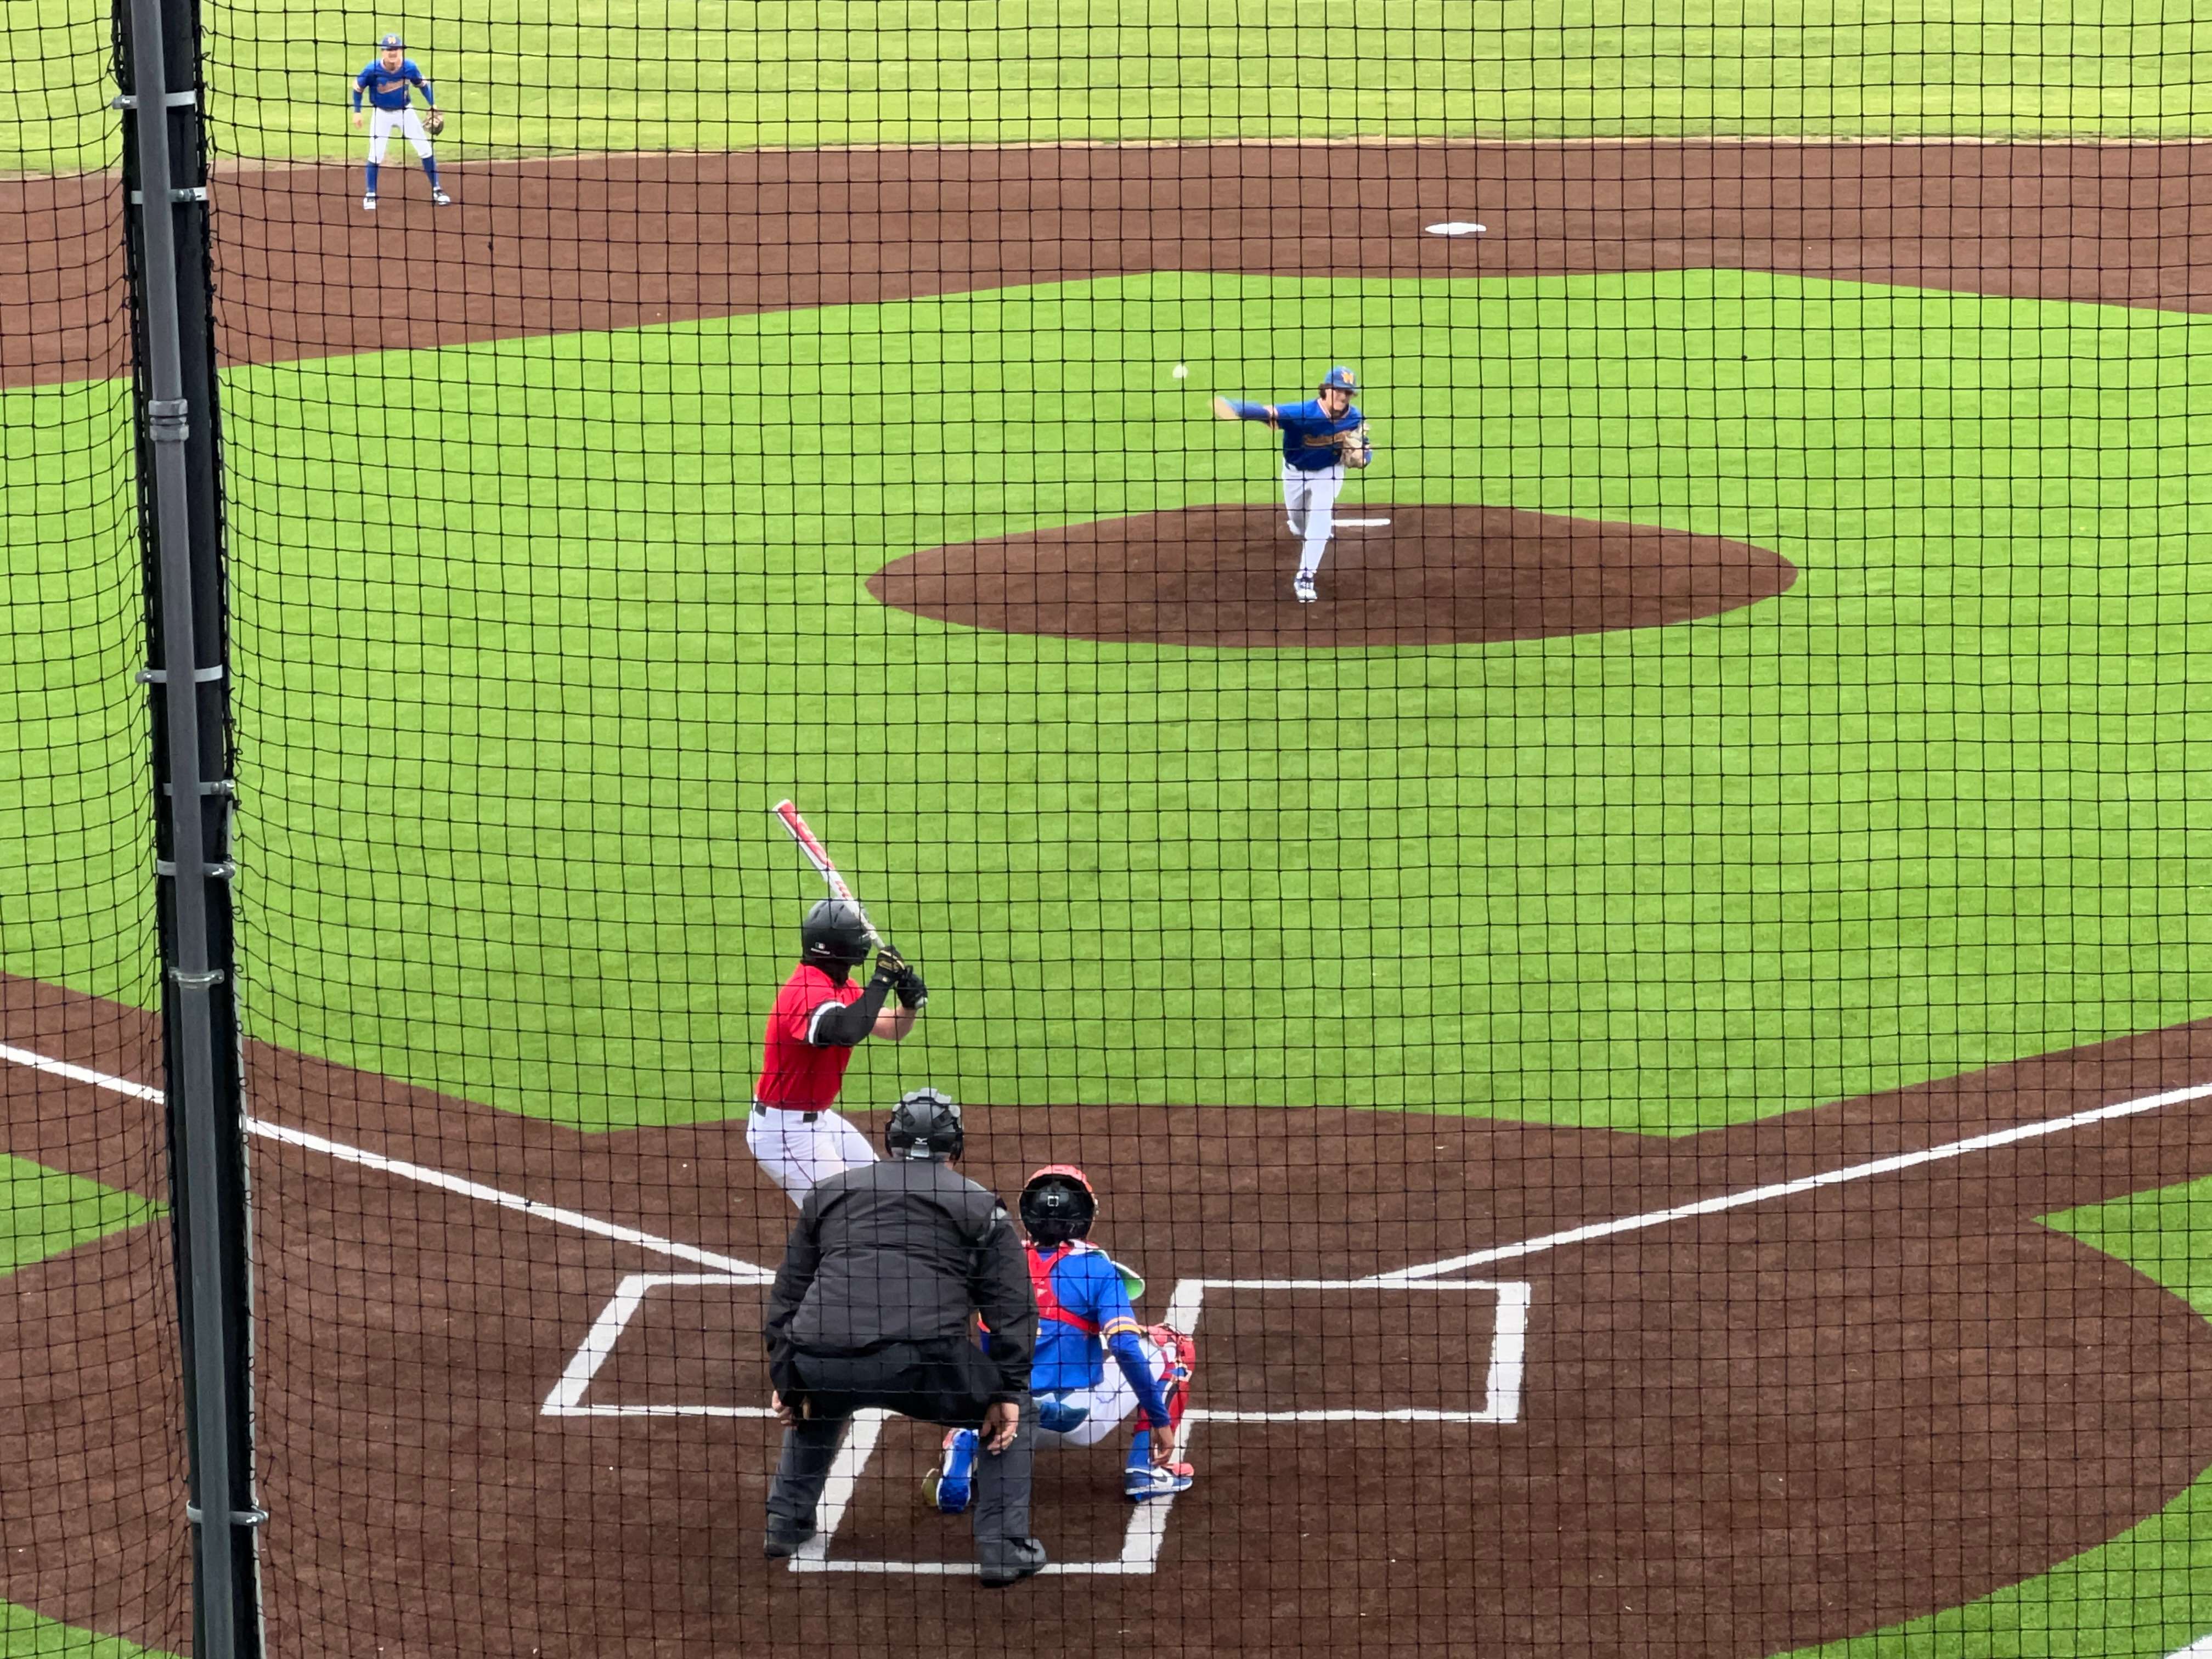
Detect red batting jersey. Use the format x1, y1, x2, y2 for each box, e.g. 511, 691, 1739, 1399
753, 963, 866, 1110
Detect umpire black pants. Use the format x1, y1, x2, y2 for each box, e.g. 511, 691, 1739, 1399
768, 1338, 1035, 1557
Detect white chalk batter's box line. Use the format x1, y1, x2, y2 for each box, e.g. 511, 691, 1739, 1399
540, 1272, 1531, 1576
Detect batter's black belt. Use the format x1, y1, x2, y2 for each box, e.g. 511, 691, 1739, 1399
752, 1102, 820, 1124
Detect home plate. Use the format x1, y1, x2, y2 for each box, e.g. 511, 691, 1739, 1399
1337, 518, 1391, 528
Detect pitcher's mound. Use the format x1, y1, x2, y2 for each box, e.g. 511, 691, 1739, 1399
869, 503, 1797, 648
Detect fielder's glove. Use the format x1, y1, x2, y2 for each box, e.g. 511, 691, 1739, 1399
892, 966, 928, 1011
423, 106, 445, 136
1336, 422, 1373, 469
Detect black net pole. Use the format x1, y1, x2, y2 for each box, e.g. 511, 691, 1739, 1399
114, 0, 262, 1648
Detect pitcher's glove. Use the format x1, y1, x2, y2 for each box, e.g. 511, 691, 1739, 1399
1335, 422, 1373, 469
423, 107, 445, 136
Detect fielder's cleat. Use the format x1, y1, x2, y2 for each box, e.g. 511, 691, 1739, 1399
362, 194, 377, 211
1124, 1462, 1195, 1502
977, 1537, 1048, 1588
432, 189, 453, 206
1293, 575, 1318, 604
929, 1427, 978, 1514
761, 1517, 817, 1559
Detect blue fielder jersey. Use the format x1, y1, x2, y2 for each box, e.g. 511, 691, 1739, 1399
355, 59, 431, 110
1031, 1243, 1142, 1393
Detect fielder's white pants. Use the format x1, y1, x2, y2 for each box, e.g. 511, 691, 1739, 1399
1037, 1334, 1177, 1448
746, 1105, 877, 1205
1282, 462, 1346, 578
366, 106, 435, 163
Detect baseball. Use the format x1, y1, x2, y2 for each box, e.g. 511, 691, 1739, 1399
1171, 363, 1188, 379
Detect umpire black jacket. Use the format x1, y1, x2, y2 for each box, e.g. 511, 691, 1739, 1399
765, 1158, 1037, 1402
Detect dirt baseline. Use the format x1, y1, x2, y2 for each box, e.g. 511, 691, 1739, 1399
10, 140, 2212, 388
870, 503, 1798, 646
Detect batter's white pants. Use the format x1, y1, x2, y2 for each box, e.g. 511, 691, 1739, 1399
746, 1105, 878, 1205
1283, 462, 1346, 578
366, 106, 435, 163
1037, 1334, 1177, 1448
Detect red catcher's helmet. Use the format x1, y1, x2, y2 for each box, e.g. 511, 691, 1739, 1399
1020, 1165, 1097, 1246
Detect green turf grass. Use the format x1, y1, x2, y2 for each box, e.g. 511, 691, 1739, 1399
0, 380, 157, 1012
77, 269, 2190, 1133
1778, 1175, 2212, 1659
12, 0, 2212, 172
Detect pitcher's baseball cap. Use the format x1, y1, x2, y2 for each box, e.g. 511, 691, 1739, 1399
378, 32, 403, 48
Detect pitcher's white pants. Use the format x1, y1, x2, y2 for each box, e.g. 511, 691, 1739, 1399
1283, 461, 1346, 578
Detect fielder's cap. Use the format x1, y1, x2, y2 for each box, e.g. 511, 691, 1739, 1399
379, 32, 403, 47
1320, 365, 1358, 392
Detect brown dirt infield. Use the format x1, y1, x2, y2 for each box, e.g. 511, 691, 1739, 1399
6, 969, 2212, 1658
10, 138, 2212, 1656
869, 504, 1797, 647
11, 141, 2212, 390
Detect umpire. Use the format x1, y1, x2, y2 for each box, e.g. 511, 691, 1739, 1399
762, 1087, 1046, 1586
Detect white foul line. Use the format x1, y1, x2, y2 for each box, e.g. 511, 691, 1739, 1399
1372, 1074, 2212, 1285
0, 1041, 773, 1283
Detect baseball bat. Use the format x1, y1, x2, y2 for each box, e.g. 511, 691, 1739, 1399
771, 799, 887, 949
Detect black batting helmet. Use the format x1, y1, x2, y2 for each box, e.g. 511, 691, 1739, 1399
800, 898, 872, 968
885, 1087, 964, 1161
1019, 1165, 1097, 1248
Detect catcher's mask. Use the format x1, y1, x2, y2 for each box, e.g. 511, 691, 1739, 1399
1319, 365, 1358, 394
1020, 1165, 1098, 1247
885, 1088, 964, 1161
800, 898, 872, 969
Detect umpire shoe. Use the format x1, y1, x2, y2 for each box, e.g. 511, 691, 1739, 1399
1124, 1462, 1195, 1502
1294, 574, 1318, 604
978, 1537, 1048, 1588
761, 1517, 817, 1560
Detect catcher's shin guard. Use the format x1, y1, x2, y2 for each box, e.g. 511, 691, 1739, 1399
1148, 1323, 1195, 1433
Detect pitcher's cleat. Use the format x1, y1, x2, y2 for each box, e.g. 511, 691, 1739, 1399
432, 189, 452, 206
362, 194, 377, 211
1294, 574, 1318, 604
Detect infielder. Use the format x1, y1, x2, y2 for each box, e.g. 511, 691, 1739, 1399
351, 33, 449, 211
748, 898, 927, 1204
928, 1165, 1195, 1511
1213, 365, 1374, 603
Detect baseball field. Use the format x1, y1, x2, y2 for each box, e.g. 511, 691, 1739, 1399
8, 4, 2212, 1656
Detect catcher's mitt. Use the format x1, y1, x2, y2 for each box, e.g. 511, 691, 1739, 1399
1335, 421, 1373, 469
422, 106, 445, 136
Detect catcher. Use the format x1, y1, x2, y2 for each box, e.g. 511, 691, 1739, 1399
350, 33, 449, 211
927, 1165, 1195, 1514
1213, 365, 1372, 605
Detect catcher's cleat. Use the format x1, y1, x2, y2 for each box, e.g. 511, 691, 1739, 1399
1294, 575, 1318, 603
432, 189, 453, 206
928, 1427, 978, 1515
362, 194, 377, 211
1124, 1462, 1195, 1502
761, 1517, 816, 1559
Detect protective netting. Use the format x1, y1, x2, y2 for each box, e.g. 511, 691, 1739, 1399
0, 3, 189, 1656
15, 4, 2212, 1657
